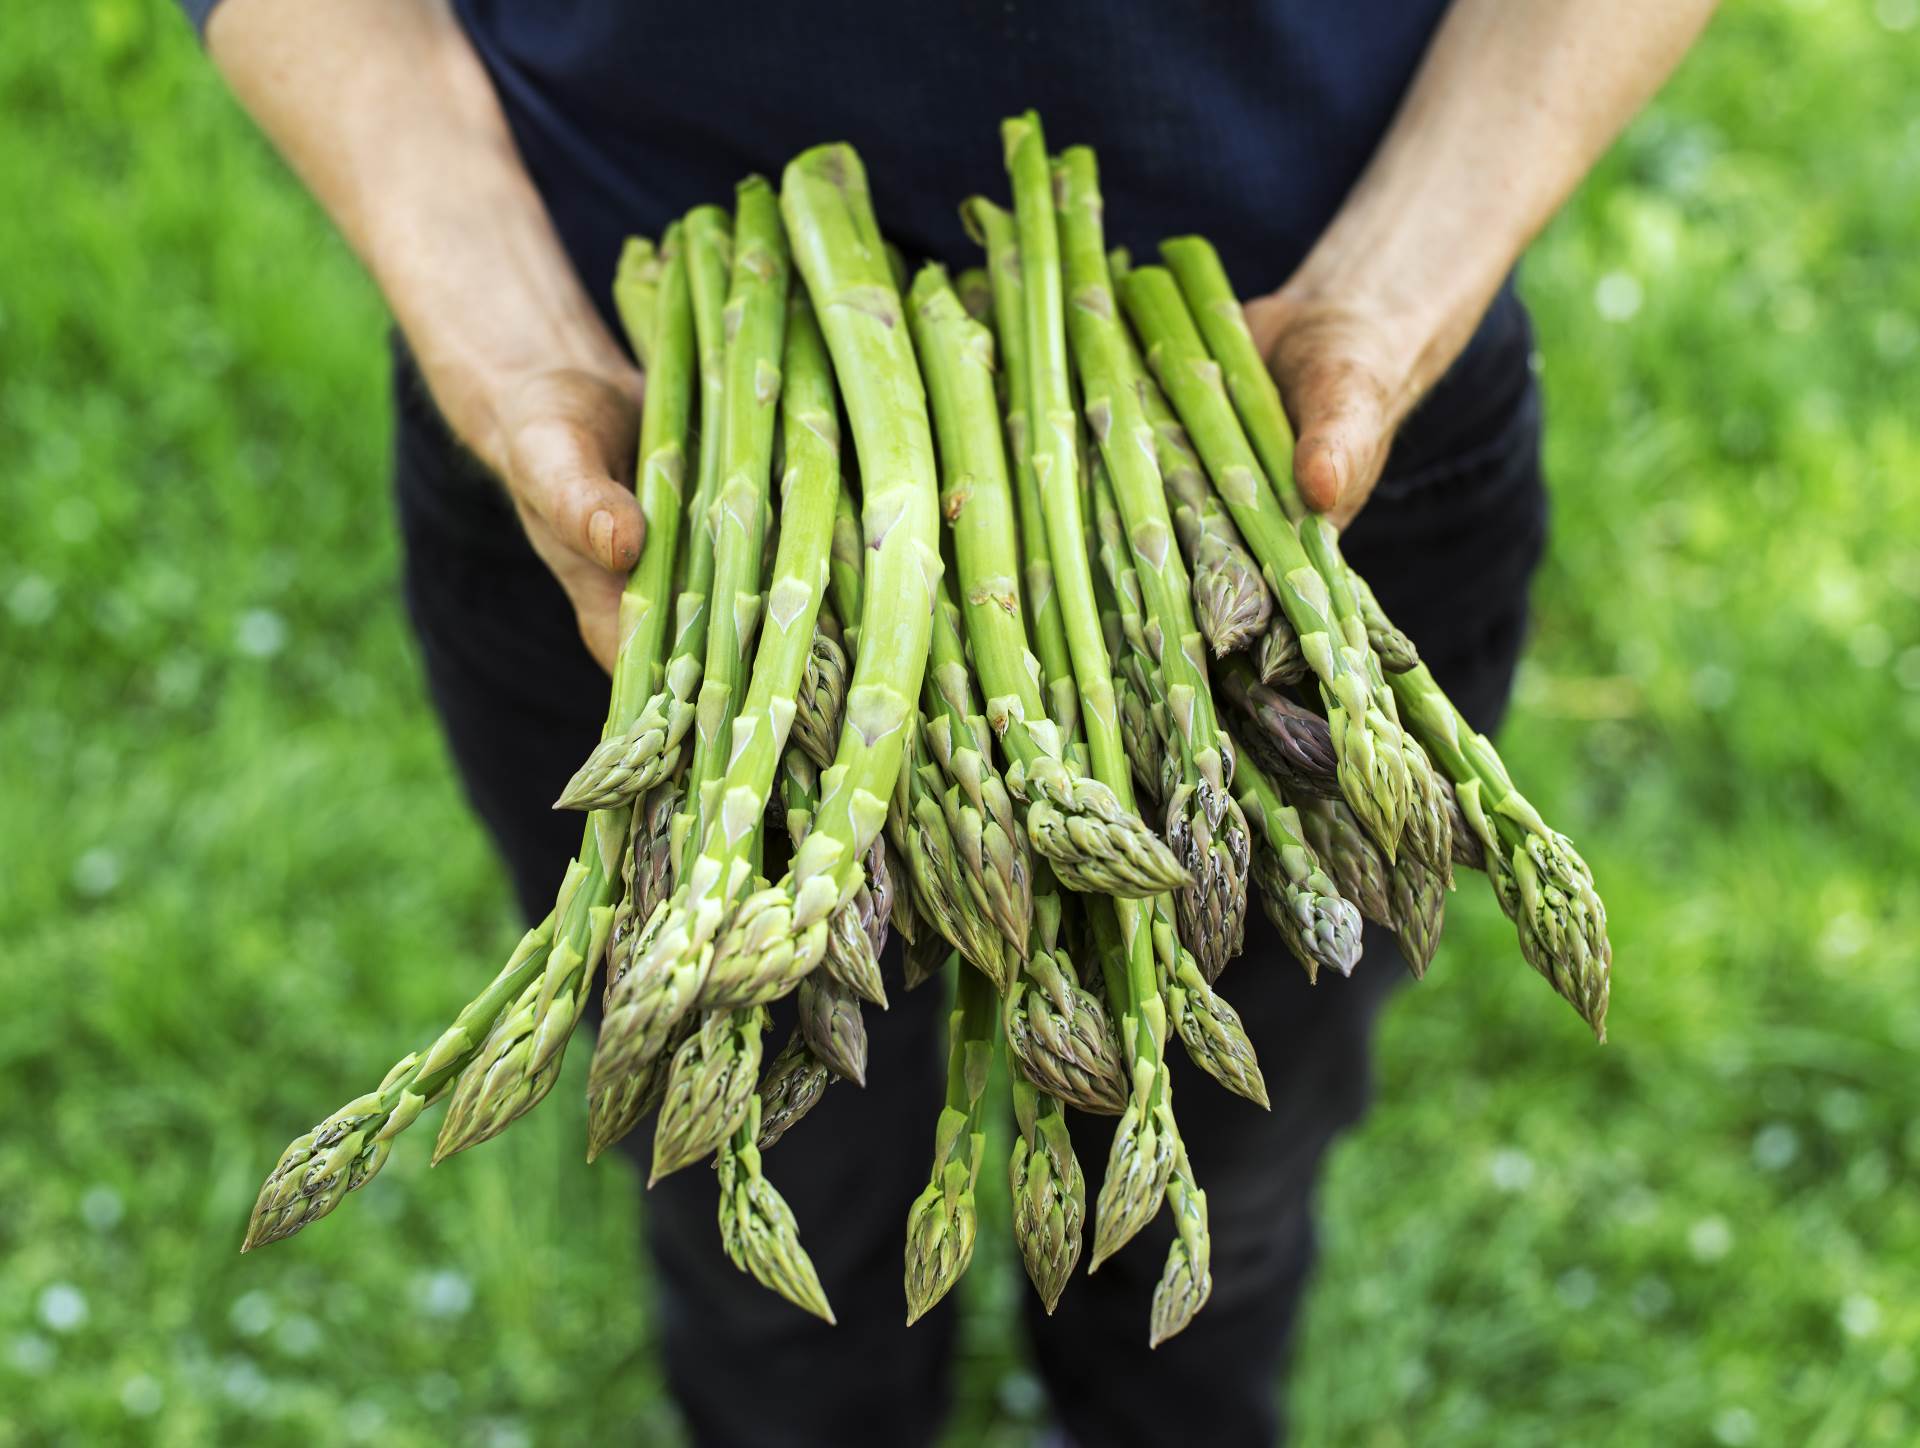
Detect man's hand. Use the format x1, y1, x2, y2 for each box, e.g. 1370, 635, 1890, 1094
489, 367, 646, 670
1244, 290, 1417, 530
208, 0, 650, 672
1242, 0, 1717, 530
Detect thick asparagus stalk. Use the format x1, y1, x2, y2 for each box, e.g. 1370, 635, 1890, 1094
1107, 244, 1273, 656
683, 179, 791, 841
1158, 238, 1454, 885
1351, 578, 1611, 1036
432, 221, 701, 1162
586, 245, 827, 1160
557, 208, 731, 810
906, 260, 1183, 899
612, 236, 662, 369
695, 144, 944, 1009
955, 264, 995, 325
241, 870, 575, 1250
903, 960, 994, 1323
1085, 432, 1249, 979
960, 196, 1080, 742
1117, 264, 1419, 866
1234, 749, 1366, 983
1004, 114, 1180, 1272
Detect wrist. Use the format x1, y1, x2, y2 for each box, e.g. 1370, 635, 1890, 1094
1278, 201, 1517, 406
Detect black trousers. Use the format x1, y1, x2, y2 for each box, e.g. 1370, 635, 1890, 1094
391, 307, 1547, 1447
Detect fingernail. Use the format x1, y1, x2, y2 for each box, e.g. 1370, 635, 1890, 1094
588, 509, 614, 567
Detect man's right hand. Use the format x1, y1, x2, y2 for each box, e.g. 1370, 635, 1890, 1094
489, 367, 647, 672
208, 0, 650, 673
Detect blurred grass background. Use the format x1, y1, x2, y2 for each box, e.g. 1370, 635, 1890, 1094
3, 1, 1917, 1444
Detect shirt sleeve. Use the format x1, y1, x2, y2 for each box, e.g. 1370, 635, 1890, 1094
174, 0, 223, 37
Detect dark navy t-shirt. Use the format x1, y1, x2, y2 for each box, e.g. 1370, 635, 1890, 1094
182, 0, 1532, 480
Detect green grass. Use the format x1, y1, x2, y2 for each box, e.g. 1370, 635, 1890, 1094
3, 2, 1917, 1444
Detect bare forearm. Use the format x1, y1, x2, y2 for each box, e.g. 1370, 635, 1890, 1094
1292, 0, 1718, 393
1251, 0, 1716, 520
206, 0, 629, 474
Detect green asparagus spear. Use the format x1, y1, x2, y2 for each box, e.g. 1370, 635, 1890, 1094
1108, 244, 1273, 655
1158, 238, 1454, 884
649, 1003, 769, 1183
1008, 1071, 1087, 1314
556, 208, 730, 810
714, 1097, 836, 1323
920, 579, 1031, 978
903, 959, 994, 1323
1002, 888, 1129, 1115
1234, 747, 1366, 982
959, 196, 1080, 742
907, 259, 1184, 898
1084, 427, 1250, 979
612, 236, 662, 369
754, 1028, 832, 1150
432, 220, 700, 1162
1351, 577, 1611, 1036
241, 869, 576, 1250
1152, 902, 1267, 1109
1117, 263, 1418, 867
696, 144, 944, 1009
586, 232, 827, 1160
1294, 790, 1393, 931
1004, 114, 1182, 1274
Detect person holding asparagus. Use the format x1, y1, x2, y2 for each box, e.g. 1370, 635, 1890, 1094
185, 0, 1712, 1441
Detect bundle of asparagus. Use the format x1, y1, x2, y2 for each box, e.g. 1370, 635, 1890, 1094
242, 116, 1610, 1347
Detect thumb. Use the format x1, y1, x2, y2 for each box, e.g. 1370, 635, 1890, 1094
507, 412, 644, 573
1280, 357, 1393, 522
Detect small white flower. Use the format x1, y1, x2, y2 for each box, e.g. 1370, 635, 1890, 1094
7, 575, 57, 626
1751, 1122, 1799, 1172
229, 1290, 276, 1339
1712, 1406, 1757, 1446
413, 1268, 474, 1320
80, 1185, 124, 1231
1839, 1293, 1881, 1339
1556, 1267, 1598, 1309
235, 607, 288, 659
273, 1315, 322, 1359
7, 1334, 55, 1376
1688, 1215, 1734, 1262
1594, 272, 1643, 323
1630, 1276, 1673, 1319
37, 1284, 88, 1334
1488, 1149, 1535, 1193
120, 1374, 164, 1417
71, 849, 122, 900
